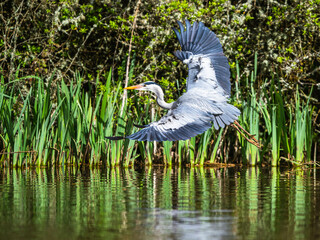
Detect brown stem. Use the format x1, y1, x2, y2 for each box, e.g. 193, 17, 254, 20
120, 0, 141, 115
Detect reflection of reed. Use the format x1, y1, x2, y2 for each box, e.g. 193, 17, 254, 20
0, 167, 318, 239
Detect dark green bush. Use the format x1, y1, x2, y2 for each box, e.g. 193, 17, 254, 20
0, 0, 319, 104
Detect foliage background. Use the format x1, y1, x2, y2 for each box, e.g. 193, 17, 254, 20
1, 1, 319, 81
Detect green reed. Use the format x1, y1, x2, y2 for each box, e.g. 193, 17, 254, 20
293, 87, 313, 163
234, 53, 314, 166
0, 69, 137, 167
0, 59, 316, 167
236, 55, 260, 165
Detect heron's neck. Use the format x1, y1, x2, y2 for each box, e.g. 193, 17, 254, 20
153, 87, 173, 109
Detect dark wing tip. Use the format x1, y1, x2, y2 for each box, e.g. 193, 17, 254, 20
173, 20, 223, 56
105, 136, 126, 140
133, 123, 150, 128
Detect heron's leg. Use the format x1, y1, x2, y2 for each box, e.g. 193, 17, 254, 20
233, 120, 256, 139
231, 121, 261, 148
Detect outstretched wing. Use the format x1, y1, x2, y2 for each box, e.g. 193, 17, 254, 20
126, 94, 240, 142
107, 20, 240, 142
172, 20, 230, 96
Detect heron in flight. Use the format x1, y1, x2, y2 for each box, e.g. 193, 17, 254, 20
107, 20, 260, 147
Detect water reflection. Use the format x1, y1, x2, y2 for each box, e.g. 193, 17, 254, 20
0, 167, 319, 240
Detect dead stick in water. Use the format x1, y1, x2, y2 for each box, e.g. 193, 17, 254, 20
0, 150, 37, 155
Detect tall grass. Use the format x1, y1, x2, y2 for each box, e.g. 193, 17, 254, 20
0, 60, 316, 167
0, 69, 138, 167
233, 53, 314, 166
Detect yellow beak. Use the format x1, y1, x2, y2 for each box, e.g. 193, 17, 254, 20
124, 85, 142, 90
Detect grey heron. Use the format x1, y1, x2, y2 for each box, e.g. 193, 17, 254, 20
107, 20, 260, 147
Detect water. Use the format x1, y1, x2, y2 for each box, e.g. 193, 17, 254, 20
0, 167, 319, 240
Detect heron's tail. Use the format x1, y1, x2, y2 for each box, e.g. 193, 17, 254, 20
211, 103, 240, 130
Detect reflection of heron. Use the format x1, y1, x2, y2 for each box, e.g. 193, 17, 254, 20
107, 20, 260, 147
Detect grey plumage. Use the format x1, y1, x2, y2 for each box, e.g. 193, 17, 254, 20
172, 20, 230, 95
108, 20, 240, 142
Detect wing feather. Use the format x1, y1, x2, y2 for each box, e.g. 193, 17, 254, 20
172, 27, 182, 46
126, 96, 240, 142
173, 20, 231, 96
212, 118, 219, 130
190, 21, 198, 48
185, 19, 191, 49
177, 21, 186, 47
216, 116, 225, 128
193, 22, 205, 49
112, 20, 241, 142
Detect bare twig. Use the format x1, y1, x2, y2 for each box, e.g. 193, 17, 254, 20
9, 1, 24, 80
120, 0, 141, 114
64, 24, 96, 76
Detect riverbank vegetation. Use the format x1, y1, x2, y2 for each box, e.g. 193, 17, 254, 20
0, 59, 316, 167
0, 0, 319, 167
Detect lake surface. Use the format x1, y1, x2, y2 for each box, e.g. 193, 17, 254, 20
0, 166, 319, 240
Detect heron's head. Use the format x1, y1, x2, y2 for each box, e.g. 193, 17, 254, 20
124, 81, 161, 93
